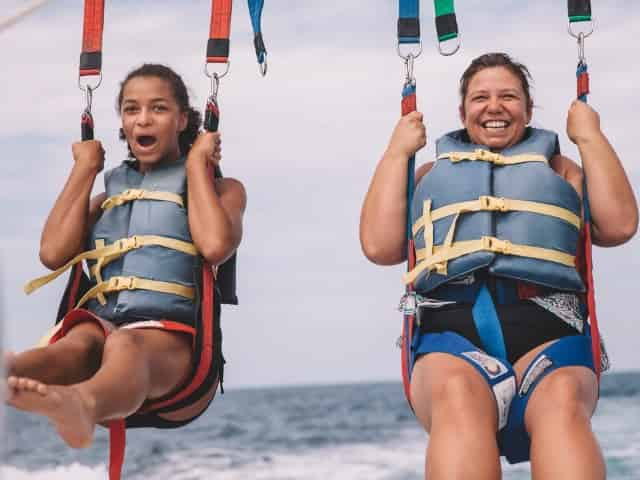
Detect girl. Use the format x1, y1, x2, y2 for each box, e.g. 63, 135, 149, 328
5, 63, 246, 449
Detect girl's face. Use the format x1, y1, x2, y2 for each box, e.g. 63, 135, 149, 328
120, 76, 187, 171
459, 66, 532, 150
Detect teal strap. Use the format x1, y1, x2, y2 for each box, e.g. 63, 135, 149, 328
472, 283, 507, 361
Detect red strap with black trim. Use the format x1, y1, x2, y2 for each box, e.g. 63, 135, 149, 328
79, 0, 105, 77
206, 0, 233, 64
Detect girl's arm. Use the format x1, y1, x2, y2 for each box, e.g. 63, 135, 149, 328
360, 111, 428, 265
566, 101, 638, 246
186, 131, 246, 266
39, 141, 105, 269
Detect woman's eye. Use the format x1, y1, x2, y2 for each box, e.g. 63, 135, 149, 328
123, 107, 137, 114
153, 105, 167, 112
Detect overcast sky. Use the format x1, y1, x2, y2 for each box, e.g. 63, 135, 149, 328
1, 1, 638, 389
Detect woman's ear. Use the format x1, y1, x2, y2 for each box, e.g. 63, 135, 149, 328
459, 104, 466, 125
526, 99, 533, 124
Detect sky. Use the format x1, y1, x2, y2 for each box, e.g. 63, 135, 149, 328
1, 0, 638, 389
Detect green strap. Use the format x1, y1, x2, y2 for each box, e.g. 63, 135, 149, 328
434, 0, 458, 42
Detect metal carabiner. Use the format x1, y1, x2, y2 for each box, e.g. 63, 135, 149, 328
83, 84, 94, 113
259, 53, 268, 77
437, 36, 461, 57
204, 61, 229, 82
568, 19, 595, 40
403, 53, 416, 86
206, 72, 221, 102
397, 41, 423, 62
577, 31, 586, 64
78, 73, 102, 96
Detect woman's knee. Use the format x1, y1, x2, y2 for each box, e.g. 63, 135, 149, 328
527, 368, 597, 427
412, 355, 497, 430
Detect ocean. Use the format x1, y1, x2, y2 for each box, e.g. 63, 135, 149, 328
2, 373, 639, 479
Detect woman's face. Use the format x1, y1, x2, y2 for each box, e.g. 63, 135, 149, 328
459, 66, 532, 150
120, 76, 187, 172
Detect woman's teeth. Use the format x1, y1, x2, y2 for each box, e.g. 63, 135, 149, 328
483, 120, 509, 129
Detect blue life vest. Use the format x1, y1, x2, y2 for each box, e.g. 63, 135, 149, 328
86, 158, 198, 325
407, 127, 585, 294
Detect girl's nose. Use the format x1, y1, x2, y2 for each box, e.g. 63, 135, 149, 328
136, 108, 152, 126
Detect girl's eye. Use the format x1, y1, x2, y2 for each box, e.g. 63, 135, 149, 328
153, 105, 168, 112
123, 106, 138, 114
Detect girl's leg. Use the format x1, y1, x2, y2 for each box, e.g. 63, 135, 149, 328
411, 353, 501, 480
6, 321, 106, 385
7, 327, 192, 449
514, 343, 604, 480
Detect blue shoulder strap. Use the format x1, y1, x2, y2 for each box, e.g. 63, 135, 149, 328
398, 0, 420, 44
247, 0, 267, 75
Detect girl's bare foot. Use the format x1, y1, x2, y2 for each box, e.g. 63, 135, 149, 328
6, 376, 96, 448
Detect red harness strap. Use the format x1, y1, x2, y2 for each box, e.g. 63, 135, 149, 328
79, 0, 105, 77
206, 0, 233, 64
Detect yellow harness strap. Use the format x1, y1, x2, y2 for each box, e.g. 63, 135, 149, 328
404, 236, 576, 284
412, 195, 581, 236
24, 235, 197, 295
75, 276, 195, 309
438, 149, 548, 166
101, 189, 184, 211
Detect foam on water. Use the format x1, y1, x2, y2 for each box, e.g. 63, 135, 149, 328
1, 463, 107, 479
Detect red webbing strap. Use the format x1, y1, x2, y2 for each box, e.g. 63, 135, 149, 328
207, 0, 233, 64
400, 84, 417, 405
108, 420, 126, 480
584, 224, 601, 379
79, 0, 105, 77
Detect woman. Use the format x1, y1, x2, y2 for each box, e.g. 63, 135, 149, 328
5, 64, 246, 449
360, 53, 637, 479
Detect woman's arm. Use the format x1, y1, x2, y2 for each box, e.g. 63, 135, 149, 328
186, 131, 246, 266
39, 141, 105, 269
360, 111, 428, 265
566, 100, 638, 246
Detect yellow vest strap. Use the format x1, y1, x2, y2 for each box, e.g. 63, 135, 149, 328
412, 196, 581, 235
24, 235, 197, 295
101, 189, 184, 211
75, 276, 195, 309
437, 149, 548, 166
405, 236, 576, 284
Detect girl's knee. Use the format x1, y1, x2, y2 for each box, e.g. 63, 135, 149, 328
103, 329, 145, 356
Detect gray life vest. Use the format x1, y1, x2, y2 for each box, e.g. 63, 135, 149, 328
84, 158, 198, 324
405, 127, 585, 294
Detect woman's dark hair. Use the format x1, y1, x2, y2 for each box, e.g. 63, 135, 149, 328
459, 53, 533, 109
116, 63, 201, 157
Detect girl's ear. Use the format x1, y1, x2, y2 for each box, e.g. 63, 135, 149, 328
526, 99, 533, 124
178, 111, 188, 133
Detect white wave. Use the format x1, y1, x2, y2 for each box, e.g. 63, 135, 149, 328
133, 428, 532, 480
1, 463, 107, 480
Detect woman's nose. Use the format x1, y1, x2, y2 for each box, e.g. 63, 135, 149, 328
487, 96, 502, 112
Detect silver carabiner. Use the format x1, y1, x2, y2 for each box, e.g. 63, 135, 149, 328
577, 31, 586, 64
397, 41, 423, 62
403, 53, 416, 86
259, 54, 268, 77
568, 19, 595, 40
207, 72, 221, 102
83, 84, 93, 113
437, 36, 461, 57
204, 61, 229, 81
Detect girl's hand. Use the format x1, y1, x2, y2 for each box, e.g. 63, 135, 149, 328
567, 100, 602, 146
386, 111, 427, 159
72, 140, 105, 173
187, 131, 222, 170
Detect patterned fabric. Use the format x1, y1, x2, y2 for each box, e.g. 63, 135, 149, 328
528, 292, 610, 372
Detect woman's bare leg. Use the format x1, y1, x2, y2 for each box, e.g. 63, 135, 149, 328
411, 353, 501, 480
514, 342, 604, 480
6, 327, 192, 449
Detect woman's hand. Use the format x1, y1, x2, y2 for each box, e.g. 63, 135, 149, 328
386, 111, 427, 159
567, 100, 602, 146
72, 140, 104, 173
187, 131, 222, 170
